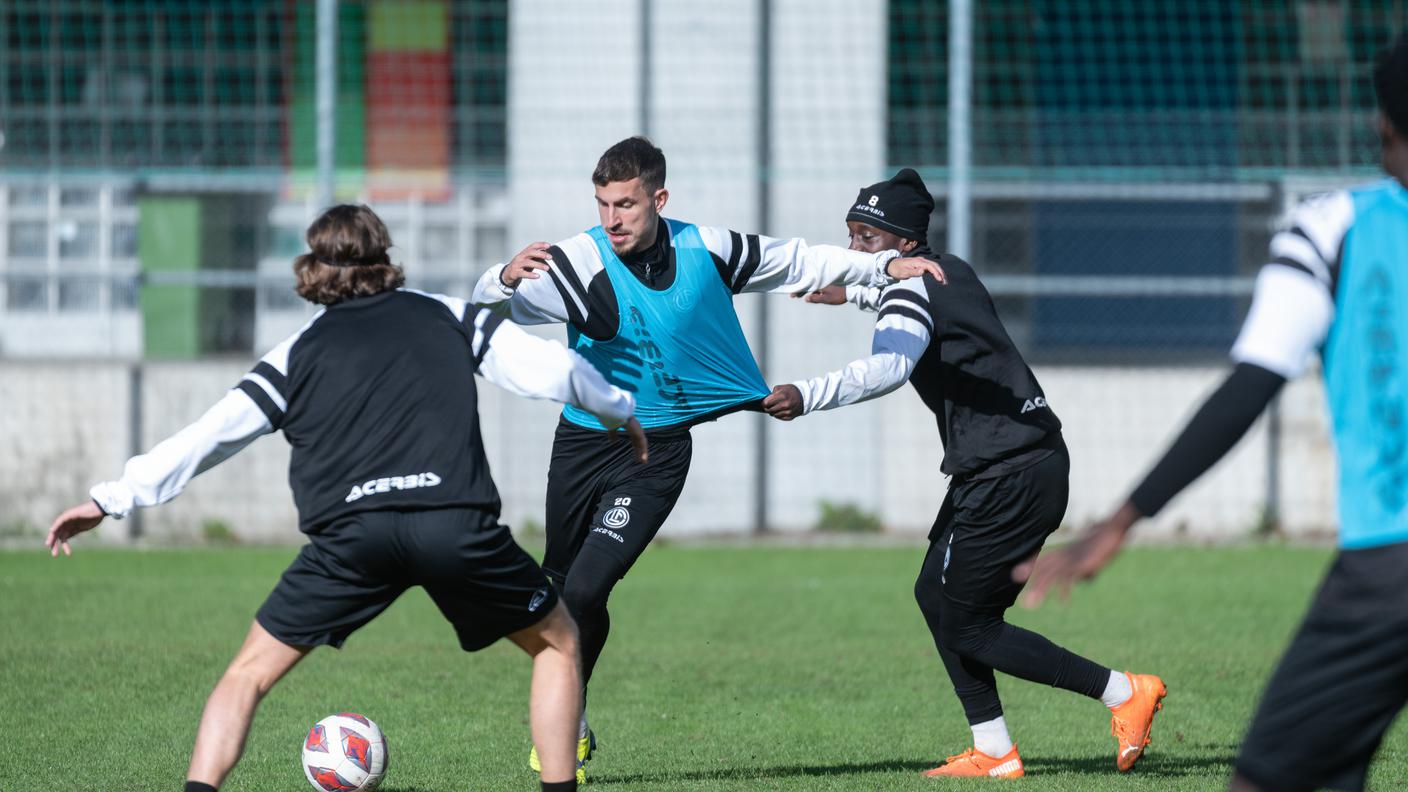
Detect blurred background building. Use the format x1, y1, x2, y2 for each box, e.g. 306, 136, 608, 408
3, 1, 1404, 543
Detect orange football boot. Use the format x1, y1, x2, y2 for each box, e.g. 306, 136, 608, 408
1110, 672, 1167, 772
923, 745, 1025, 778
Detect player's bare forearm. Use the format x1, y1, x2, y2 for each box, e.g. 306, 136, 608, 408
791, 286, 848, 305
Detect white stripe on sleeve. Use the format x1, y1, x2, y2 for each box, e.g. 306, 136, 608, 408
1230, 264, 1335, 380
793, 312, 932, 414
736, 234, 898, 295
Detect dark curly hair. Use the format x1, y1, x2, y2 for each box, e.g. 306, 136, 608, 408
592, 136, 667, 193
293, 204, 405, 305
1375, 32, 1408, 135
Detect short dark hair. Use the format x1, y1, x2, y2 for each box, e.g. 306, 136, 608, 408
592, 136, 667, 193
292, 204, 405, 305
1375, 32, 1408, 135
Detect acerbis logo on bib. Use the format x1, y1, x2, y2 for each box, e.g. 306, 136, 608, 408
344, 471, 441, 503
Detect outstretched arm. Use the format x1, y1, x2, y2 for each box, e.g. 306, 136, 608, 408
791, 284, 883, 311
1019, 261, 1333, 605
49, 382, 277, 555
763, 284, 932, 419
474, 312, 647, 462
95, 384, 279, 519
697, 226, 943, 296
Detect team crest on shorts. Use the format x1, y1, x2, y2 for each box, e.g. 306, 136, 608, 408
603, 506, 630, 529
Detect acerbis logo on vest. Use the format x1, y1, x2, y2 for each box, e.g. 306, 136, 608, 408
344, 472, 442, 502
1020, 396, 1049, 414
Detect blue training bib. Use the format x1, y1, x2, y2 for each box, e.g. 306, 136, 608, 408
562, 219, 769, 430
1323, 179, 1408, 548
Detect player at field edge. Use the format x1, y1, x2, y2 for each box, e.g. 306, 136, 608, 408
1020, 31, 1408, 792
45, 204, 649, 792
471, 135, 946, 776
763, 169, 1165, 779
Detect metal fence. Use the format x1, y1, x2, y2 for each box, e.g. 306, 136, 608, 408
2, 0, 1396, 540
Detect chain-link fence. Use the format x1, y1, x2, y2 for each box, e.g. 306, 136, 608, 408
2, 1, 1399, 542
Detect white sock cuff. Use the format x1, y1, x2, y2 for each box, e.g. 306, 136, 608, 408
970, 716, 1014, 758
1101, 670, 1134, 709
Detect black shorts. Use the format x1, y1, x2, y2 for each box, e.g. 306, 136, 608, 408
1236, 541, 1408, 792
542, 418, 693, 581
928, 447, 1068, 614
256, 507, 557, 652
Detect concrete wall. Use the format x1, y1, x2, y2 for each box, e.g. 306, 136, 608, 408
1, 360, 1336, 545
0, 315, 142, 358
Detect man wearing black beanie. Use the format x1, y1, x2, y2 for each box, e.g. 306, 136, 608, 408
1023, 31, 1408, 792
764, 169, 1164, 778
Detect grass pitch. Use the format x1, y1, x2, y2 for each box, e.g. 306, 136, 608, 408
4, 542, 1405, 791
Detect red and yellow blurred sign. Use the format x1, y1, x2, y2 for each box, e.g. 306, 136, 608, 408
367, 0, 450, 200
286, 0, 451, 202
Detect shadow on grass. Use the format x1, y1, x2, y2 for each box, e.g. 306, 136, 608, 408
594, 750, 1239, 785
595, 758, 934, 785
1024, 750, 1238, 777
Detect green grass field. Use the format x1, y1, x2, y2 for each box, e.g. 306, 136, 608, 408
4, 543, 1406, 791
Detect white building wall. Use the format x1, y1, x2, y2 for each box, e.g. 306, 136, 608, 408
506, 0, 889, 533
507, 0, 642, 247
0, 361, 1338, 545
762, 0, 891, 531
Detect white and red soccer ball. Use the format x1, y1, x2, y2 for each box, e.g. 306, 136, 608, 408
302, 713, 388, 792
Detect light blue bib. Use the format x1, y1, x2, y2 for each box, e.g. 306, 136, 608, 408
1323, 179, 1408, 548
562, 219, 769, 430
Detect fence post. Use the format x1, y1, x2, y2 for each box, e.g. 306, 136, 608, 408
1265, 393, 1282, 534
639, 0, 652, 137
127, 362, 144, 541
315, 0, 338, 209
753, 0, 772, 535
947, 0, 972, 259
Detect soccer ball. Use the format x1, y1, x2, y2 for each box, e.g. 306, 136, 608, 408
301, 712, 388, 791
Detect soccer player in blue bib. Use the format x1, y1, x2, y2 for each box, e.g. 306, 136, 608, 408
471, 137, 942, 773
1024, 33, 1408, 792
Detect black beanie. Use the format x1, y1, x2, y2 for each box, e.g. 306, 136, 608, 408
845, 168, 934, 241
1375, 32, 1408, 135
